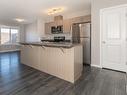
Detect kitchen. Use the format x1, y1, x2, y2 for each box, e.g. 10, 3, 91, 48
20, 15, 91, 83
0, 0, 126, 95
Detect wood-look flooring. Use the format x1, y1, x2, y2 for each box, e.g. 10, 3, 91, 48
0, 51, 126, 95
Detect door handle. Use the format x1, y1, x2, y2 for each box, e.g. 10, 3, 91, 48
102, 41, 106, 44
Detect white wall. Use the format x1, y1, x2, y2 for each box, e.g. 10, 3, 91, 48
25, 21, 38, 42
91, 0, 127, 66
37, 17, 45, 37
19, 25, 25, 42
45, 10, 91, 23
24, 17, 45, 42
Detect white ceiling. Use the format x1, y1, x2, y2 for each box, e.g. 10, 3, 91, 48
0, 0, 91, 25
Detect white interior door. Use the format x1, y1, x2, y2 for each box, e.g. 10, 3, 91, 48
101, 7, 127, 72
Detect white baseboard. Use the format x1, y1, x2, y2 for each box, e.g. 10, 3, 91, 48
0, 49, 20, 53
91, 64, 102, 68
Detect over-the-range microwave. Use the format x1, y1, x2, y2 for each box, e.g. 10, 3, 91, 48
51, 25, 63, 34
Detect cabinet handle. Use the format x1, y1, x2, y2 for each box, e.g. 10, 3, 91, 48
29, 45, 33, 48
60, 48, 65, 53
41, 46, 45, 50
102, 41, 106, 44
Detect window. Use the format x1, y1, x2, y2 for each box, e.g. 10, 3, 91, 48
0, 27, 19, 44
11, 29, 19, 43
1, 28, 10, 44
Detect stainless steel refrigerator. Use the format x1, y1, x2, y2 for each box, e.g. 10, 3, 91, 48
72, 22, 91, 65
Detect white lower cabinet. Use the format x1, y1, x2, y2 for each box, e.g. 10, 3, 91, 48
39, 47, 74, 81
30, 46, 40, 69
21, 45, 83, 83
39, 46, 48, 72
21, 45, 40, 69
21, 45, 31, 66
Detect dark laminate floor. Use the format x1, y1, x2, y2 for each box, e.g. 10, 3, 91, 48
0, 51, 126, 95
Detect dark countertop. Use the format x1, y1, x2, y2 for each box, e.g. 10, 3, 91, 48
19, 42, 81, 48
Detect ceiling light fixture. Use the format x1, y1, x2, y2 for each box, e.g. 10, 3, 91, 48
47, 7, 64, 15
15, 18, 25, 22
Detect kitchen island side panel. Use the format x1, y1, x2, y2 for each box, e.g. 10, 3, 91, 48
20, 44, 83, 83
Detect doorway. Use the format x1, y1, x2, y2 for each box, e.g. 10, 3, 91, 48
100, 5, 127, 72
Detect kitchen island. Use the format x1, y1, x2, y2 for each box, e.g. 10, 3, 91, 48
20, 42, 83, 83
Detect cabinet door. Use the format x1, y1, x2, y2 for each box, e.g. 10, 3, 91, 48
46, 47, 59, 75
26, 46, 33, 67
20, 45, 27, 64
56, 20, 63, 26
63, 20, 71, 33
71, 15, 91, 24
30, 46, 40, 69
50, 21, 57, 27
45, 22, 57, 34
45, 23, 51, 34
21, 45, 31, 66
21, 45, 40, 69
40, 46, 48, 72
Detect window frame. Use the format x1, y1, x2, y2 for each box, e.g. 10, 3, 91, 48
0, 26, 20, 45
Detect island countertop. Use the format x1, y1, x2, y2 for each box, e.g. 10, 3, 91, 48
19, 42, 81, 48
20, 42, 83, 83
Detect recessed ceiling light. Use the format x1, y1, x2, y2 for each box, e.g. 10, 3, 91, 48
14, 18, 25, 22
47, 7, 64, 15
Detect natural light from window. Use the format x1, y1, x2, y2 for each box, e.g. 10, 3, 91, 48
1, 28, 10, 44
11, 29, 19, 43
0, 27, 19, 44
